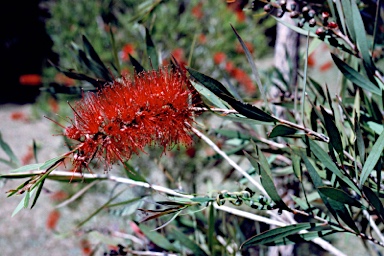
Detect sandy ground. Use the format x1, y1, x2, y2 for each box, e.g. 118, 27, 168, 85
0, 104, 86, 255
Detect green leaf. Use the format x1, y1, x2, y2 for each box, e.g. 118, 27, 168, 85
24, 190, 31, 208
32, 140, 38, 163
226, 99, 277, 123
0, 131, 19, 165
244, 150, 289, 211
299, 151, 339, 221
340, 0, 355, 41
268, 125, 297, 138
12, 194, 28, 217
170, 227, 208, 256
351, 1, 375, 74
261, 230, 336, 246
39, 155, 66, 171
326, 197, 359, 233
273, 17, 317, 37
12, 186, 36, 217
331, 54, 381, 95
208, 203, 215, 254
145, 28, 158, 69
82, 35, 112, 81
188, 68, 276, 123
355, 116, 365, 163
360, 130, 384, 186
308, 140, 360, 194
108, 26, 121, 74
367, 121, 383, 135
190, 197, 212, 204
52, 63, 105, 88
129, 54, 145, 73
363, 186, 384, 222
240, 223, 319, 249
318, 186, 364, 208
188, 67, 233, 98
320, 106, 343, 157
191, 81, 229, 110
291, 153, 302, 181
301, 152, 359, 233
30, 178, 45, 209
139, 224, 180, 252
123, 162, 147, 182
231, 25, 266, 105
10, 163, 42, 173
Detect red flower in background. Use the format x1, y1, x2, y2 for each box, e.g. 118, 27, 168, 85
213, 52, 227, 65
120, 43, 135, 61
65, 68, 196, 172
191, 2, 204, 20
19, 74, 42, 86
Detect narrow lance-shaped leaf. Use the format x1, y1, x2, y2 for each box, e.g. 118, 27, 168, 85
231, 24, 267, 106
363, 186, 384, 222
354, 115, 365, 164
326, 197, 359, 233
268, 124, 297, 138
30, 178, 45, 209
299, 151, 338, 220
108, 26, 121, 74
170, 227, 208, 256
123, 162, 147, 182
241, 223, 320, 249
300, 148, 360, 232
187, 67, 233, 98
208, 202, 215, 254
244, 150, 289, 211
129, 54, 145, 73
82, 36, 113, 82
260, 230, 337, 246
139, 224, 180, 252
0, 131, 19, 165
340, 0, 355, 42
12, 186, 37, 217
360, 129, 384, 186
188, 68, 277, 123
308, 139, 360, 194
318, 186, 364, 208
331, 54, 381, 95
320, 106, 344, 158
145, 28, 158, 69
351, 0, 376, 76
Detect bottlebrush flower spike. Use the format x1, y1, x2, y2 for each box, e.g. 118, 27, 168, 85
65, 68, 196, 172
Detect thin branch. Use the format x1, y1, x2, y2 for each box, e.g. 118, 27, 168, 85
363, 210, 384, 244
189, 125, 268, 196
192, 107, 330, 143
214, 203, 285, 226
214, 203, 347, 256
126, 249, 178, 256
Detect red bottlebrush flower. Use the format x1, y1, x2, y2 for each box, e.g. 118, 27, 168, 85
191, 2, 204, 20
230, 68, 256, 94
319, 60, 333, 72
64, 68, 196, 172
213, 52, 227, 65
198, 33, 207, 44
46, 209, 61, 230
19, 74, 42, 86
